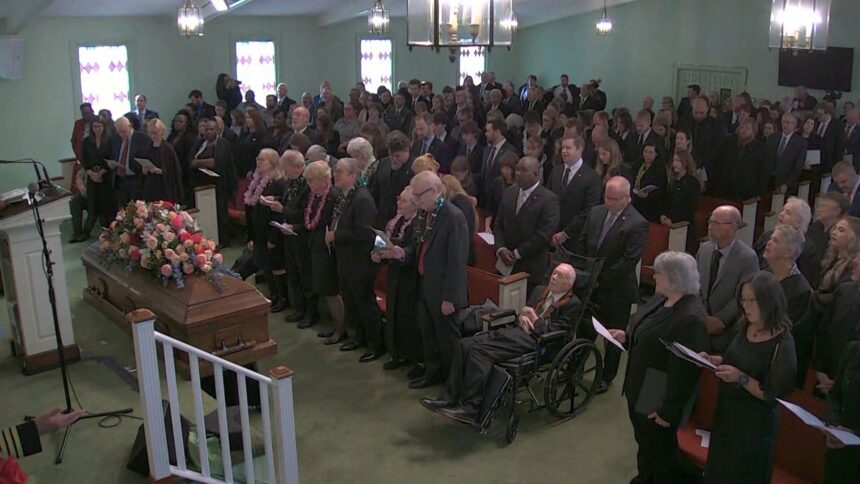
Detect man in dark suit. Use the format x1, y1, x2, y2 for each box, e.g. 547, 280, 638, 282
494, 156, 560, 291
370, 131, 414, 228
126, 94, 159, 129
575, 176, 649, 392
329, 158, 384, 362
385, 92, 413, 136
830, 161, 860, 217
766, 113, 807, 195
188, 90, 216, 120
676, 84, 700, 124
276, 83, 296, 111
290, 106, 322, 146
477, 72, 502, 103
484, 89, 510, 119
696, 206, 759, 352
843, 107, 860, 170
549, 74, 578, 104
431, 112, 458, 173
523, 87, 545, 116
816, 103, 843, 172
479, 119, 517, 207
518, 74, 538, 102
502, 81, 523, 116
680, 96, 725, 191
410, 113, 439, 158
624, 110, 663, 166
456, 120, 484, 174
420, 264, 581, 423
381, 172, 469, 389
190, 118, 237, 245
574, 84, 602, 113
549, 135, 603, 248
113, 115, 153, 205
722, 95, 747, 134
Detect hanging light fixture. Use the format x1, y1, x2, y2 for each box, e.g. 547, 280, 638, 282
368, 0, 391, 34
177, 0, 203, 38
768, 0, 830, 51
596, 0, 612, 36
407, 0, 517, 61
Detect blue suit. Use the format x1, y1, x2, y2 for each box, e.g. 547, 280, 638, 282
827, 181, 860, 217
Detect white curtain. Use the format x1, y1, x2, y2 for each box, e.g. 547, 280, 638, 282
78, 45, 131, 118
235, 41, 277, 99
360, 39, 393, 93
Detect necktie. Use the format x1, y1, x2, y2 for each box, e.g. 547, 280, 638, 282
118, 139, 130, 176
466, 145, 472, 158
418, 240, 429, 275
778, 134, 789, 157
562, 166, 572, 189
516, 190, 527, 214
541, 294, 555, 317
597, 212, 616, 249
421, 140, 429, 155
638, 134, 645, 150
486, 145, 498, 172
818, 122, 826, 137
708, 249, 723, 295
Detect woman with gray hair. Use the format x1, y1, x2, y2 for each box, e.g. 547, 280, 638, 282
346, 136, 378, 186
608, 251, 709, 483
763, 224, 814, 386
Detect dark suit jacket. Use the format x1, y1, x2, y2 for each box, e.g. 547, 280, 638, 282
334, 186, 378, 281
843, 124, 860, 165
574, 95, 601, 113
631, 160, 667, 223
720, 136, 767, 201
278, 96, 296, 111
766, 132, 807, 192
722, 111, 740, 134
479, 140, 517, 202
457, 141, 485, 174
112, 130, 153, 178
493, 184, 560, 284
818, 119, 843, 172
369, 157, 414, 229
523, 100, 545, 115
385, 108, 413, 135
529, 287, 582, 337
503, 96, 523, 116
680, 116, 725, 175
405, 201, 469, 310
813, 281, 860, 377
547, 162, 602, 239
677, 97, 693, 123
624, 130, 664, 166
575, 204, 649, 306
622, 294, 709, 424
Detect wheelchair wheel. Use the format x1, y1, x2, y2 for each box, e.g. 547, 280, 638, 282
544, 339, 603, 419
505, 410, 519, 443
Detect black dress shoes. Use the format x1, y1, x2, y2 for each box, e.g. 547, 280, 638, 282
339, 340, 362, 352
406, 364, 425, 380
296, 317, 313, 329
419, 397, 450, 410
383, 359, 406, 371
323, 333, 346, 345
284, 310, 305, 323
317, 329, 334, 338
437, 406, 477, 425
270, 299, 288, 313
595, 380, 612, 395
408, 375, 442, 389
359, 351, 384, 363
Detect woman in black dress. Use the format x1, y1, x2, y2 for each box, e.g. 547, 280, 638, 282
607, 251, 709, 484
302, 160, 347, 345
75, 116, 114, 241
701, 271, 797, 484
142, 118, 184, 204
167, 111, 198, 205
244, 148, 287, 310
215, 73, 242, 112
631, 141, 667, 223
442, 174, 477, 266
660, 150, 702, 252
237, 109, 268, 179
824, 340, 860, 483
763, 225, 815, 387
371, 185, 421, 371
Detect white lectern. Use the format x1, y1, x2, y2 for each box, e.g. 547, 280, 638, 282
0, 190, 79, 374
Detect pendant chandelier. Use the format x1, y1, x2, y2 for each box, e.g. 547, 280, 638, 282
596, 0, 612, 36
407, 0, 517, 57
177, 0, 204, 38
368, 0, 391, 34
768, 0, 830, 51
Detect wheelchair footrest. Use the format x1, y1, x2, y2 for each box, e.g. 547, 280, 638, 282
474, 365, 514, 434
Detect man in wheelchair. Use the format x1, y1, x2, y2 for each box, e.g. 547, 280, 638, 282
420, 263, 581, 424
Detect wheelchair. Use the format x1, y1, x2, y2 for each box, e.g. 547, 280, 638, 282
470, 250, 605, 444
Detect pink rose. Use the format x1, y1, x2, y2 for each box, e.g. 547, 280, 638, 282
165, 249, 178, 261
207, 240, 217, 250
201, 263, 212, 273
213, 253, 223, 264
119, 233, 130, 244
171, 215, 184, 230
195, 254, 207, 267
146, 237, 158, 250
160, 264, 173, 277
179, 253, 190, 262
130, 246, 141, 261
191, 233, 203, 244
175, 244, 186, 254
133, 218, 144, 228
184, 239, 194, 248
100, 241, 111, 251
164, 232, 176, 242
136, 206, 148, 217
182, 263, 195, 275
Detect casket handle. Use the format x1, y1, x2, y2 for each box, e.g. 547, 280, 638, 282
213, 336, 256, 358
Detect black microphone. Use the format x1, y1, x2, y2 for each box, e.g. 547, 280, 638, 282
28, 181, 40, 196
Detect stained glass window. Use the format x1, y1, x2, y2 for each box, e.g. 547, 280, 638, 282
360, 39, 393, 93
78, 45, 131, 118
235, 41, 276, 98
458, 46, 485, 85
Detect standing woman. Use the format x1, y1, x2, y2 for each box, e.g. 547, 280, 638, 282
631, 141, 667, 223
371, 186, 421, 370
660, 150, 703, 252
701, 271, 797, 484
237, 109, 267, 179
143, 118, 184, 204
167, 111, 197, 204
441, 174, 477, 266
302, 160, 347, 344
595, 138, 632, 188
75, 116, 114, 241
607, 251, 709, 484
216, 73, 242, 112
244, 149, 286, 310
823, 339, 860, 483
816, 216, 860, 306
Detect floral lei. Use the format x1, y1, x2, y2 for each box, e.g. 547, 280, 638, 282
284, 176, 307, 203
304, 184, 331, 231
331, 185, 357, 227
413, 195, 445, 245
385, 213, 416, 244
358, 158, 379, 187
243, 170, 270, 206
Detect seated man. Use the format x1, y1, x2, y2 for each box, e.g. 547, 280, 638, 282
420, 263, 581, 424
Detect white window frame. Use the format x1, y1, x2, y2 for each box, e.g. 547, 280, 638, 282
458, 46, 486, 86
358, 37, 394, 94
75, 44, 132, 119
234, 39, 277, 100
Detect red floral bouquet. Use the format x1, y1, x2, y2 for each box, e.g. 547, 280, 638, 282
0, 457, 27, 484
99, 200, 237, 290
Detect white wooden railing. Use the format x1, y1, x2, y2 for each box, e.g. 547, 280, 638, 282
128, 309, 298, 484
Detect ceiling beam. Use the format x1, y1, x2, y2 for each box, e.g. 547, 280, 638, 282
3, 0, 54, 34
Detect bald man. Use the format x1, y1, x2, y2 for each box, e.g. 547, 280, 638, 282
493, 156, 560, 291
113, 115, 152, 205
421, 263, 581, 424
696, 205, 758, 352
575, 176, 649, 392
380, 171, 469, 389
291, 106, 322, 145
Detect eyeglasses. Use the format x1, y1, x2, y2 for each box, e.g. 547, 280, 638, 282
708, 220, 735, 226
414, 187, 434, 198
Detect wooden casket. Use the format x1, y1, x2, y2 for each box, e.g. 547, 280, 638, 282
81, 248, 277, 379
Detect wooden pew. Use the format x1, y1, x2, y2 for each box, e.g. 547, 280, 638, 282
819, 172, 832, 198
763, 191, 786, 234
639, 222, 689, 285
58, 157, 78, 191
191, 184, 219, 245
797, 180, 811, 208
227, 177, 251, 226
692, 195, 758, 248
737, 197, 758, 246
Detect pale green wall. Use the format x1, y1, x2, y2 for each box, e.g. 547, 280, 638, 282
506, 0, 860, 111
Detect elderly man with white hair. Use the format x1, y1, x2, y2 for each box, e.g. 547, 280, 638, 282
113, 115, 152, 205
754, 196, 820, 286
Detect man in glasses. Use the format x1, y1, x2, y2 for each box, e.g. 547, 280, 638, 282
696, 205, 758, 353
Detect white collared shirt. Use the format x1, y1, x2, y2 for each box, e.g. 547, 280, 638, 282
562, 158, 583, 184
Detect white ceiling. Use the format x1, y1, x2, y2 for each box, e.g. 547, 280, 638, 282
0, 0, 636, 31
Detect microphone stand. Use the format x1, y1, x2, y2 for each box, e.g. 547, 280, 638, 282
24, 173, 133, 465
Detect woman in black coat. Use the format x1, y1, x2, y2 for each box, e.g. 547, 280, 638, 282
442, 175, 478, 266
720, 119, 767, 201
237, 109, 268, 179
77, 117, 115, 241
372, 186, 421, 371
660, 150, 702, 252
824, 340, 860, 483
216, 73, 242, 112
142, 119, 184, 204
631, 141, 667, 223
167, 112, 198, 205
607, 251, 709, 484
812, 256, 860, 398
701, 271, 797, 484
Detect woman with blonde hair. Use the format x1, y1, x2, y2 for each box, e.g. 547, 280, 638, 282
660, 150, 703, 251
412, 153, 440, 174
143, 118, 184, 204
595, 138, 631, 186
816, 216, 860, 306
441, 174, 477, 265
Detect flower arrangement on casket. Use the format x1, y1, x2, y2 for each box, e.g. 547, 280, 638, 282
99, 200, 236, 290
